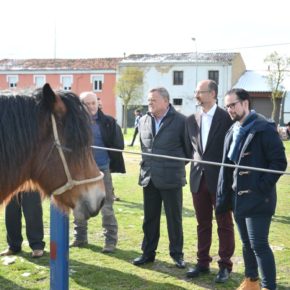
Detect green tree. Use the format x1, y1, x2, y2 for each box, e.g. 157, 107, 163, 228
116, 67, 144, 134
264, 51, 290, 123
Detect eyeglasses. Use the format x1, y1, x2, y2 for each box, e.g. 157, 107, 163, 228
224, 100, 240, 110
194, 90, 211, 95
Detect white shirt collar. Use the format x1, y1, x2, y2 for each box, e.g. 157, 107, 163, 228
202, 103, 217, 117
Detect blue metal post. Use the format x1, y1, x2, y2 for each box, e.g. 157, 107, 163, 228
50, 202, 69, 290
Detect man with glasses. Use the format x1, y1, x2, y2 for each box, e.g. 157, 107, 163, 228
185, 80, 234, 283
216, 88, 287, 290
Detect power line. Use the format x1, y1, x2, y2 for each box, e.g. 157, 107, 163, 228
205, 42, 290, 52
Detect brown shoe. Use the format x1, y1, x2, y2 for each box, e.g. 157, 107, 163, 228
237, 277, 260, 290
0, 249, 18, 256
102, 244, 116, 253
32, 249, 44, 258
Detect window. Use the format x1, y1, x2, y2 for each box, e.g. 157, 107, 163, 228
91, 75, 104, 92
60, 75, 73, 91
7, 75, 18, 88
173, 98, 183, 106
173, 71, 183, 85
208, 70, 219, 84
34, 75, 46, 88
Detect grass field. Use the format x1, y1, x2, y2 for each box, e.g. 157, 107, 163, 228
0, 129, 289, 290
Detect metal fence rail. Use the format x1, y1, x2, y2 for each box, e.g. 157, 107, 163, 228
91, 146, 290, 176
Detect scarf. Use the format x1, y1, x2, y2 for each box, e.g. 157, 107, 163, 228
227, 111, 257, 163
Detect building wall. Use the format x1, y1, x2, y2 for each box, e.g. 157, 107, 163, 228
231, 54, 246, 86
117, 61, 243, 124
0, 71, 117, 117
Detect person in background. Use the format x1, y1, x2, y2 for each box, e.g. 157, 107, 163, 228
216, 88, 287, 290
133, 87, 191, 269
0, 191, 45, 258
286, 121, 290, 139
97, 97, 103, 110
70, 92, 125, 253
185, 80, 235, 283
129, 109, 142, 146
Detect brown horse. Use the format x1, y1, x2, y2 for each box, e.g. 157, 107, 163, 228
0, 84, 105, 219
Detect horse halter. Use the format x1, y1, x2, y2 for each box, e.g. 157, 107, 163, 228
51, 114, 104, 196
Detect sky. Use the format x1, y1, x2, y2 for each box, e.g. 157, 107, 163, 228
1, 0, 290, 70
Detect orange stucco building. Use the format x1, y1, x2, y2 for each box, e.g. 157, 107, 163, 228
0, 58, 121, 117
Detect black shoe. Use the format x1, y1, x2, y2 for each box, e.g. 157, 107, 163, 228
69, 240, 88, 248
186, 265, 210, 278
215, 267, 230, 283
132, 255, 155, 266
172, 257, 186, 269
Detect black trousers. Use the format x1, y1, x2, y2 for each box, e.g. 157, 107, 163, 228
130, 127, 139, 145
5, 192, 45, 252
141, 180, 183, 258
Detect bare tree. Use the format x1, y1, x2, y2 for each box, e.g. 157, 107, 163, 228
116, 67, 144, 134
264, 51, 290, 123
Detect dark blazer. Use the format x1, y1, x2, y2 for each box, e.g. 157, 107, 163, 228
186, 106, 233, 194
216, 113, 287, 217
139, 105, 191, 189
97, 109, 126, 173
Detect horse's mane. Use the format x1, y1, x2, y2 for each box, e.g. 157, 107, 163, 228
0, 94, 38, 176
34, 89, 93, 160
0, 90, 92, 185
52, 90, 93, 158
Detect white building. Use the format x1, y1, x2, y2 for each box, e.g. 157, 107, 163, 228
116, 52, 246, 125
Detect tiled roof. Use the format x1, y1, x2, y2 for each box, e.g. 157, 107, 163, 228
0, 58, 122, 71
121, 52, 240, 64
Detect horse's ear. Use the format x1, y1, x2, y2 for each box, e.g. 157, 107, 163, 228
42, 83, 67, 117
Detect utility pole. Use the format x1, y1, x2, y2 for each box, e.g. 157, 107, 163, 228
192, 37, 198, 87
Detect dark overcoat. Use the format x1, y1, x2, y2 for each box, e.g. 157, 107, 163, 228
138, 105, 191, 189
216, 113, 287, 217
185, 106, 233, 194
97, 109, 126, 173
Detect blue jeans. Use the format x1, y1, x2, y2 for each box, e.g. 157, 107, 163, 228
235, 215, 276, 290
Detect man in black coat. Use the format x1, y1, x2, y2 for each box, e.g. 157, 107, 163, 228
70, 92, 125, 253
132, 87, 191, 269
0, 192, 45, 258
216, 88, 287, 290
185, 80, 234, 283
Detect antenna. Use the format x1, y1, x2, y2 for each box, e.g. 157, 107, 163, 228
54, 21, 57, 59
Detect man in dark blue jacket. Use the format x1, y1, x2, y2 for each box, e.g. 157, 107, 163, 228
132, 87, 191, 269
216, 88, 287, 290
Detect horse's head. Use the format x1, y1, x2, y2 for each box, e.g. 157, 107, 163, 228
32, 84, 105, 219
